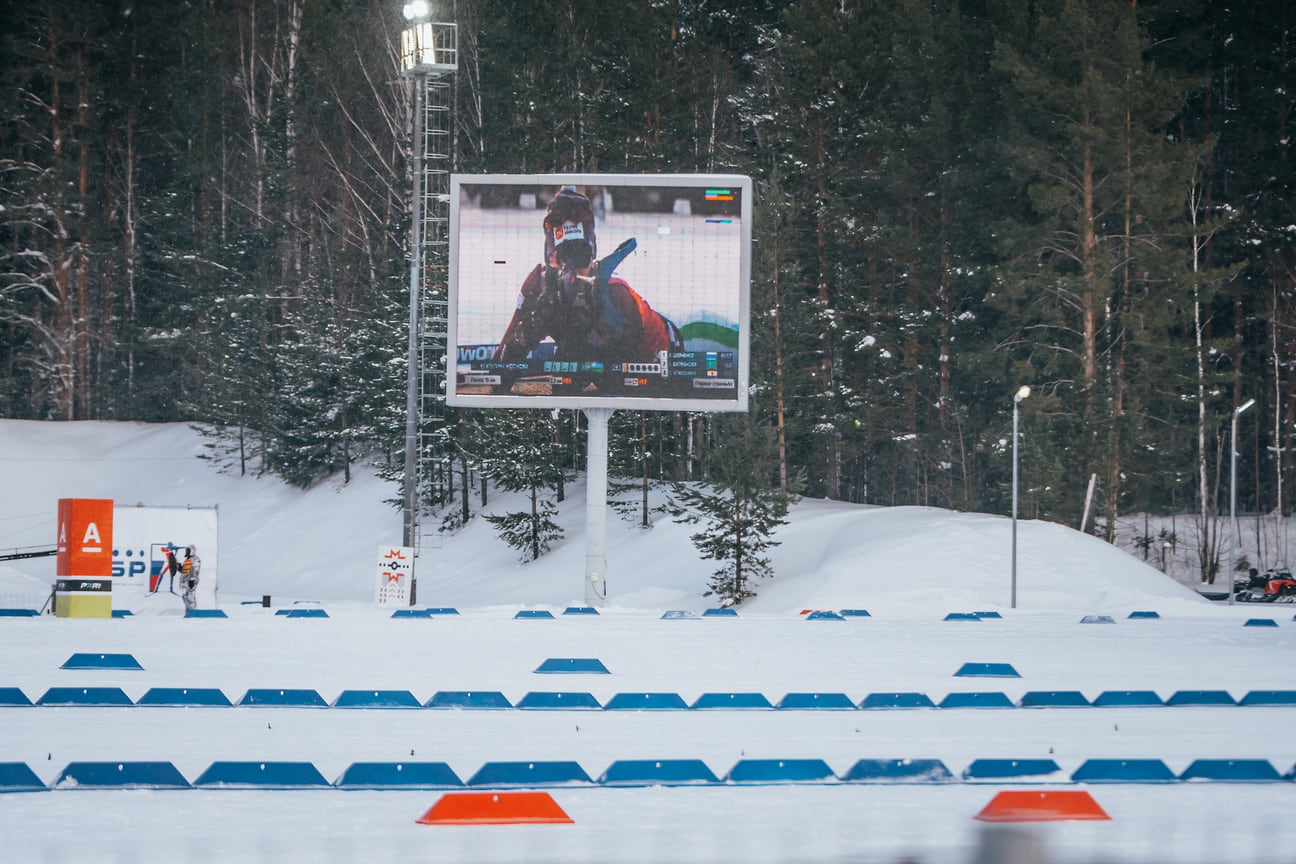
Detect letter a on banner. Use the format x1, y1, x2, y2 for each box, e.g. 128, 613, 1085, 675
56, 499, 114, 578
375, 546, 414, 606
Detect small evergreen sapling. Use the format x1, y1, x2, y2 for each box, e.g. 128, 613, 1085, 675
481, 409, 567, 562
668, 415, 800, 606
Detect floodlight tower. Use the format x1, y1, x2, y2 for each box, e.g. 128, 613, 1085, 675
399, 2, 457, 553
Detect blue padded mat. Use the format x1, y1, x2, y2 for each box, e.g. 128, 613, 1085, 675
136, 687, 232, 707
840, 759, 954, 783
334, 762, 463, 789
598, 759, 720, 786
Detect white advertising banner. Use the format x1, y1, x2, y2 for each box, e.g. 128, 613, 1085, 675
375, 546, 414, 606
111, 505, 218, 612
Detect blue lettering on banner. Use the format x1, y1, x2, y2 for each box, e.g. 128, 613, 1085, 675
112, 548, 149, 581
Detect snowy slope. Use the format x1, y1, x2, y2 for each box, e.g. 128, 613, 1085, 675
0, 420, 1206, 615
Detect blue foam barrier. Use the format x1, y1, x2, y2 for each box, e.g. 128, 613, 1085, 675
184, 609, 227, 618
563, 606, 599, 615
54, 761, 190, 789
1080, 615, 1116, 624
702, 608, 739, 617
1244, 618, 1278, 627
238, 688, 328, 708
777, 692, 856, 710
332, 689, 421, 709
390, 609, 434, 618
954, 662, 1020, 678
534, 657, 610, 674
0, 687, 32, 706
1092, 690, 1165, 707
937, 692, 1014, 709
726, 758, 836, 784
514, 609, 554, 619
136, 687, 232, 707
0, 608, 39, 617
281, 608, 328, 618
1179, 759, 1282, 782
425, 691, 512, 709
195, 761, 330, 788
599, 759, 720, 786
515, 691, 602, 710
111, 610, 132, 617
805, 611, 844, 620
466, 761, 594, 787
691, 692, 773, 710
37, 686, 132, 706
1166, 690, 1236, 706
943, 613, 980, 621
962, 759, 1064, 782
1019, 690, 1091, 708
60, 652, 143, 670
603, 692, 689, 710
1128, 611, 1160, 619
661, 610, 698, 619
974, 611, 1002, 619
425, 607, 459, 614
840, 609, 871, 617
1071, 759, 1177, 783
0, 763, 45, 792
1239, 690, 1296, 706
334, 762, 463, 789
840, 758, 955, 783
859, 692, 936, 709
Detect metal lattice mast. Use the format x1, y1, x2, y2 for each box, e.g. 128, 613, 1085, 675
400, 12, 457, 553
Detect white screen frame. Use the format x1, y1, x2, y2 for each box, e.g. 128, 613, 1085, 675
446, 173, 751, 412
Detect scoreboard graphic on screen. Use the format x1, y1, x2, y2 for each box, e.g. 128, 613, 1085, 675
447, 174, 751, 412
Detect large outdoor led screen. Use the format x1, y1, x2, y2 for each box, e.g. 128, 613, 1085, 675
447, 174, 751, 411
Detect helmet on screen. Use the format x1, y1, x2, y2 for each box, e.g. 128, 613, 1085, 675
543, 186, 596, 270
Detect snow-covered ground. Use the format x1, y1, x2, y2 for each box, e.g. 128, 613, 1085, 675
1, 420, 1294, 864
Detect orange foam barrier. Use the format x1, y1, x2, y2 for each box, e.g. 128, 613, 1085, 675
416, 791, 574, 825
974, 790, 1110, 822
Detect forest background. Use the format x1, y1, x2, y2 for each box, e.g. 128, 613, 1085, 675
1, 0, 1293, 583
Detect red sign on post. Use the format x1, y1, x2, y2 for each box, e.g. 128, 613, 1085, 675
57, 498, 114, 578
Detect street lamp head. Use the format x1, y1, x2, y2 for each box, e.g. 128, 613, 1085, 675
1236, 398, 1256, 416
403, 0, 430, 21
1014, 385, 1031, 403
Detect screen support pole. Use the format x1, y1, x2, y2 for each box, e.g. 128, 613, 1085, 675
583, 407, 612, 606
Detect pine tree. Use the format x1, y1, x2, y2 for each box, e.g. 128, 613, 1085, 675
668, 411, 800, 606
481, 409, 567, 561
989, 0, 1209, 528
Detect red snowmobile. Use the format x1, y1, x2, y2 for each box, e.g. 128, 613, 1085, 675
1234, 568, 1296, 603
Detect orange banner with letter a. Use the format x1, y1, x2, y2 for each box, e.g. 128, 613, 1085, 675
57, 498, 114, 578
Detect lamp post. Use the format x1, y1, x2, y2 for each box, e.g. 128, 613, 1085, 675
1011, 385, 1031, 609
1229, 398, 1256, 605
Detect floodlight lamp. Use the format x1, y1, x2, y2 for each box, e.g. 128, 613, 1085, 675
1236, 398, 1255, 415
403, 0, 430, 21
1014, 385, 1031, 403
